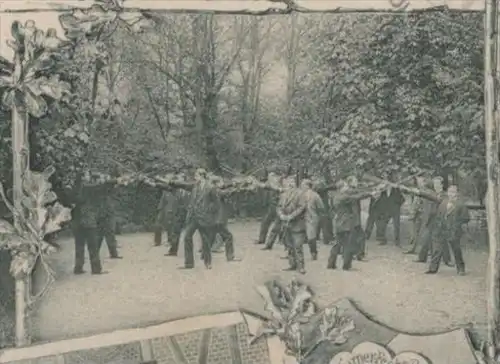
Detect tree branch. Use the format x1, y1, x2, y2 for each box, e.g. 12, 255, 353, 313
143, 84, 168, 143
215, 33, 247, 93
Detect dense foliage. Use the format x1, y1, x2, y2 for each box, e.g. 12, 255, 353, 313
0, 9, 486, 225
307, 12, 484, 181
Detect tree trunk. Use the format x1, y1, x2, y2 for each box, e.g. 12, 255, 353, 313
203, 94, 221, 173
91, 63, 102, 113
286, 14, 299, 126
11, 103, 30, 347
484, 0, 500, 355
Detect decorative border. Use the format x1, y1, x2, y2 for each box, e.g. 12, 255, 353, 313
0, 0, 485, 14
0, 1, 489, 363
0, 305, 480, 364
0, 312, 246, 362
0, 310, 282, 364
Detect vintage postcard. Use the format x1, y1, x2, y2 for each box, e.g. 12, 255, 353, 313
0, 0, 495, 363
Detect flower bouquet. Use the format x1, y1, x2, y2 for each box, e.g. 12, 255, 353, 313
251, 278, 356, 363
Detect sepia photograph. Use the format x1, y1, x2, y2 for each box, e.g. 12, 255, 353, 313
0, 0, 496, 363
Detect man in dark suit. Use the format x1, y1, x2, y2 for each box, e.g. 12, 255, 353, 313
312, 176, 334, 245
153, 174, 189, 256
328, 177, 383, 270
256, 172, 282, 246
96, 176, 121, 260
276, 176, 308, 274
365, 181, 405, 246
208, 175, 235, 261
181, 169, 220, 269
415, 176, 453, 266
426, 184, 469, 275
70, 172, 108, 275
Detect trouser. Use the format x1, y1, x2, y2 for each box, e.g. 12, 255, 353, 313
407, 214, 423, 252
378, 209, 401, 245
166, 219, 185, 255
212, 224, 235, 261
97, 216, 119, 258
307, 238, 317, 256
364, 211, 387, 242
265, 218, 283, 249
328, 229, 356, 270
97, 216, 118, 257
417, 226, 452, 264
428, 231, 465, 273
73, 226, 102, 274
154, 213, 164, 246
316, 214, 334, 244
284, 229, 306, 270
258, 207, 277, 243
184, 220, 215, 268
352, 226, 366, 259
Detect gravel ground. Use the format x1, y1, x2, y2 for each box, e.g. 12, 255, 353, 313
31, 218, 488, 346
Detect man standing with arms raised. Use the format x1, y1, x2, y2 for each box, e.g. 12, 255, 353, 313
276, 175, 309, 274
208, 175, 236, 261
301, 179, 325, 261
256, 172, 282, 246
415, 176, 452, 266
328, 177, 383, 270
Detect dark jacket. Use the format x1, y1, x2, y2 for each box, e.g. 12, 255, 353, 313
434, 198, 470, 240
277, 188, 308, 232
71, 182, 114, 229
186, 180, 219, 227
157, 189, 189, 226
368, 188, 405, 217
333, 189, 373, 233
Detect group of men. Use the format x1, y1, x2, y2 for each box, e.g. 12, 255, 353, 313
65, 171, 123, 275
151, 168, 236, 269
68, 166, 470, 277
255, 172, 470, 276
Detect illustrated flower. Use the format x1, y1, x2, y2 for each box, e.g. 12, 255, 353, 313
58, 2, 155, 41
251, 279, 355, 362
0, 20, 71, 119
0, 167, 72, 279
329, 342, 429, 364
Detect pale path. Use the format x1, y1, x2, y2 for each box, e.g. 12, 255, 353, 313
32, 220, 488, 344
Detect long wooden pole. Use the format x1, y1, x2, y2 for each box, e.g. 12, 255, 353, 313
12, 103, 29, 347
484, 0, 500, 355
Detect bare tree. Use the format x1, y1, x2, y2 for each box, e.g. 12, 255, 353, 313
235, 17, 276, 171
131, 14, 247, 172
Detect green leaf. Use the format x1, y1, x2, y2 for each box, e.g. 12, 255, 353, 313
24, 89, 48, 118
22, 169, 58, 231
43, 202, 72, 236
10, 252, 36, 279
32, 28, 46, 50
288, 286, 313, 322
0, 75, 13, 88
119, 12, 154, 33
26, 75, 70, 100
2, 89, 14, 109
255, 284, 285, 324
0, 219, 15, 235
59, 4, 117, 40
40, 240, 57, 255
10, 21, 24, 45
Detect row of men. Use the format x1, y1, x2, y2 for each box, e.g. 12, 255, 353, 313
151, 169, 237, 269
63, 168, 241, 274
154, 169, 469, 275
63, 166, 469, 275
252, 173, 469, 275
